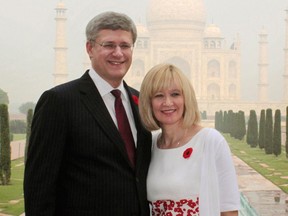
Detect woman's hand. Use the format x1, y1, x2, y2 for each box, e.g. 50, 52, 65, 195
221, 210, 238, 216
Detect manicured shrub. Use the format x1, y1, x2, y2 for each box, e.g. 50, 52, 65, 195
0, 104, 11, 185
25, 109, 33, 162
264, 109, 273, 154
259, 109, 265, 149
247, 110, 258, 147
273, 109, 281, 156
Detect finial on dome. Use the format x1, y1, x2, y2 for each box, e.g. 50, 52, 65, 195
204, 23, 222, 38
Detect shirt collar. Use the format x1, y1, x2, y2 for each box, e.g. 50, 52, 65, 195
88, 68, 128, 100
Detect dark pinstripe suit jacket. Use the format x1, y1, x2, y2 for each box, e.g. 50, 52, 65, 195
24, 71, 152, 216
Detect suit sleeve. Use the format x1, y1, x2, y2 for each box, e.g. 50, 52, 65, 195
24, 90, 67, 215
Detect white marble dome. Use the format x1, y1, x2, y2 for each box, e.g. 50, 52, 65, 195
146, 0, 206, 24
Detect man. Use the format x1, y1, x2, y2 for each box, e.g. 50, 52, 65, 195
24, 11, 152, 216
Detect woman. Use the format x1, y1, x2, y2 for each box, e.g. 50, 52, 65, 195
139, 63, 240, 216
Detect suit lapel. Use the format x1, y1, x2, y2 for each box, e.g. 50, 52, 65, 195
124, 82, 150, 170
78, 72, 129, 161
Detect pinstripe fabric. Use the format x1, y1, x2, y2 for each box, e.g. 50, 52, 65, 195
24, 71, 152, 216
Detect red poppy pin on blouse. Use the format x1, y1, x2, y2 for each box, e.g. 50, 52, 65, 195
183, 147, 193, 159
132, 95, 139, 105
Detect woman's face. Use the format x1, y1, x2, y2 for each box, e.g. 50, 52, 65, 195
151, 82, 184, 127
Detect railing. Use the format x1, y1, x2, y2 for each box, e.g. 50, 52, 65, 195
239, 193, 259, 216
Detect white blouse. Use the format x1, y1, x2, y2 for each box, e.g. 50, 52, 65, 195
147, 128, 240, 216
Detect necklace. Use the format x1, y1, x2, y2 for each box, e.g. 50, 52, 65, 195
160, 128, 188, 148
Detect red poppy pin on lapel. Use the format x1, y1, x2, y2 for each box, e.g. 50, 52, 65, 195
183, 147, 193, 159
132, 95, 139, 105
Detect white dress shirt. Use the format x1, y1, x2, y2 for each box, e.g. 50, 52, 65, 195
88, 69, 137, 145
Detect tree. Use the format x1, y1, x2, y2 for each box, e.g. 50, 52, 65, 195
19, 102, 36, 115
216, 110, 224, 132
259, 109, 265, 149
215, 111, 223, 132
227, 110, 234, 136
222, 111, 228, 133
236, 111, 246, 140
0, 104, 11, 185
200, 110, 207, 120
273, 109, 281, 156
25, 109, 33, 162
9, 120, 26, 134
247, 110, 258, 147
286, 106, 288, 158
0, 88, 9, 105
230, 111, 237, 138
214, 111, 219, 130
238, 111, 246, 140
264, 109, 273, 154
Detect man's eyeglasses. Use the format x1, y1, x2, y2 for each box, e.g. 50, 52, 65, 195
92, 40, 134, 51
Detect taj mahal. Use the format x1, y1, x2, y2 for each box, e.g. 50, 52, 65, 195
53, 0, 288, 116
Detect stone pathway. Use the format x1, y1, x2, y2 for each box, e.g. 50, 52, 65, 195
10, 140, 25, 160
234, 156, 288, 215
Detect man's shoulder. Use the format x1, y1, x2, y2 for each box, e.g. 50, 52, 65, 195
51, 71, 91, 93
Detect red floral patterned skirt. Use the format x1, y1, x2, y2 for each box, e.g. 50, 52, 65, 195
151, 198, 199, 216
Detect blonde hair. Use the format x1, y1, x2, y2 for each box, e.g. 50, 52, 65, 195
139, 63, 201, 131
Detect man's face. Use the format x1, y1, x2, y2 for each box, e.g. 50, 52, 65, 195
86, 29, 134, 87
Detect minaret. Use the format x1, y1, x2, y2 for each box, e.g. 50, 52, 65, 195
283, 8, 288, 101
54, 1, 68, 86
258, 27, 269, 102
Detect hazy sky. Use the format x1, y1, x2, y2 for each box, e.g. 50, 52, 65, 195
0, 0, 287, 113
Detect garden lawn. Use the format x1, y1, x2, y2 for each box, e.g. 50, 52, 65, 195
12, 134, 26, 141
225, 133, 288, 194
0, 157, 24, 216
